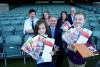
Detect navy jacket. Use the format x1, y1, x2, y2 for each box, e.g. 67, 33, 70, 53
68, 14, 74, 25
48, 26, 64, 53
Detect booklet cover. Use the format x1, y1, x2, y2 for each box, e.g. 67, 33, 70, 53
21, 35, 55, 62
62, 27, 99, 58
37, 36, 55, 63
62, 28, 92, 45
61, 21, 71, 31
76, 28, 92, 44
73, 43, 99, 58
41, 37, 55, 61
21, 36, 41, 60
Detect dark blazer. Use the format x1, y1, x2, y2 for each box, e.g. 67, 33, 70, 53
57, 18, 65, 28
48, 26, 63, 52
68, 14, 73, 25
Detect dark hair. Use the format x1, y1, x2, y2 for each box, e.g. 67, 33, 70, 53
60, 11, 68, 21
41, 11, 50, 19
34, 19, 49, 36
29, 9, 36, 14
75, 12, 86, 19
57, 11, 68, 27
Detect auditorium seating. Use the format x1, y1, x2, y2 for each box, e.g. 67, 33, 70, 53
0, 36, 3, 52
1, 26, 15, 41
0, 4, 100, 66
3, 35, 22, 66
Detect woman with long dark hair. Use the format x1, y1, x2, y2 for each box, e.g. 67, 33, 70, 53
41, 11, 50, 26
57, 11, 69, 28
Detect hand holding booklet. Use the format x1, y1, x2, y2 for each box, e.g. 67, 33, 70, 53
61, 21, 71, 31
73, 43, 99, 58
21, 35, 55, 61
62, 27, 92, 45
21, 37, 41, 60
62, 27, 99, 58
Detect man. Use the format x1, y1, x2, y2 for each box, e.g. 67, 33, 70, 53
68, 6, 76, 25
23, 9, 39, 34
48, 16, 65, 67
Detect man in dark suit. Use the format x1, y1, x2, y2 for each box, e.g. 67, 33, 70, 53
68, 7, 76, 25
48, 16, 65, 67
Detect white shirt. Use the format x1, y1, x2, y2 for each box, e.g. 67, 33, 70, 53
23, 17, 39, 34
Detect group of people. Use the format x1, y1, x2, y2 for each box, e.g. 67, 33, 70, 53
23, 6, 91, 67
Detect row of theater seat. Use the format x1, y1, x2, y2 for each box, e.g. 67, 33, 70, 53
0, 4, 100, 66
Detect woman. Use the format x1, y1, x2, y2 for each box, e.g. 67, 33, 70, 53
57, 11, 69, 28
41, 11, 50, 26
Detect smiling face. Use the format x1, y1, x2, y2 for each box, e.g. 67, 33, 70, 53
44, 12, 49, 19
49, 17, 57, 27
38, 23, 46, 36
74, 14, 86, 27
62, 12, 67, 20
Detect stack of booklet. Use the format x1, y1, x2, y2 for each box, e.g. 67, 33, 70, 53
62, 28, 93, 44
62, 27, 99, 58
21, 35, 55, 61
73, 43, 99, 58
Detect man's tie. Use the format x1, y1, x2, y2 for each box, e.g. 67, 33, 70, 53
31, 21, 34, 30
51, 27, 55, 38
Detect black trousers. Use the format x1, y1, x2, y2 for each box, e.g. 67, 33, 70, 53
37, 62, 55, 67
53, 51, 65, 67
